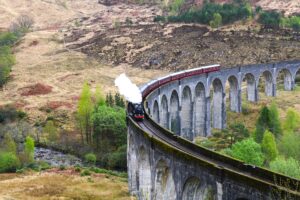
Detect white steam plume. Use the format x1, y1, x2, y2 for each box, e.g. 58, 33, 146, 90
115, 73, 142, 103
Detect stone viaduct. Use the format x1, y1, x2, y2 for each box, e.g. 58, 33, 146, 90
127, 60, 300, 200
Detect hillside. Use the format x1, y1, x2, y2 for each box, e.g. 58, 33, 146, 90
0, 169, 132, 200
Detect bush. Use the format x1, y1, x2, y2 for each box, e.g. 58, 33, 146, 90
228, 138, 264, 166
0, 32, 18, 46
0, 46, 15, 86
209, 13, 222, 28
107, 145, 127, 170
0, 105, 19, 123
270, 157, 300, 179
0, 152, 20, 173
9, 14, 34, 35
24, 136, 35, 164
80, 169, 91, 176
164, 2, 252, 25
278, 132, 300, 161
258, 11, 281, 28
84, 153, 97, 165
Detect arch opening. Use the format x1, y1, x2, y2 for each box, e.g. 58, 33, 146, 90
154, 159, 176, 200
153, 100, 159, 123
138, 147, 151, 199
295, 68, 300, 88
182, 177, 201, 200
160, 95, 169, 129
181, 86, 193, 140
258, 70, 274, 98
170, 90, 180, 135
242, 73, 256, 102
211, 78, 225, 129
276, 69, 293, 91
194, 82, 206, 137
227, 75, 239, 112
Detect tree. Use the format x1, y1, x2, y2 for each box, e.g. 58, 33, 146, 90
94, 85, 105, 107
227, 138, 264, 166
261, 130, 278, 164
105, 92, 114, 107
114, 92, 125, 108
258, 11, 281, 28
43, 120, 58, 143
0, 46, 15, 86
92, 105, 126, 154
255, 106, 271, 143
278, 131, 300, 162
283, 108, 300, 133
270, 157, 300, 179
77, 82, 93, 144
268, 102, 282, 139
0, 152, 20, 173
209, 13, 222, 28
24, 136, 34, 164
2, 133, 17, 154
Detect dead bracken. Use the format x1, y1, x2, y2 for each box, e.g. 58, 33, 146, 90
19, 83, 53, 96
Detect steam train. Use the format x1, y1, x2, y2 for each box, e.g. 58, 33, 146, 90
128, 64, 221, 121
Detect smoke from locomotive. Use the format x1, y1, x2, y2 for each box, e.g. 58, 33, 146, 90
115, 73, 142, 103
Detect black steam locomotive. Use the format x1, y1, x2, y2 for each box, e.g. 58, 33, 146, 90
127, 102, 144, 121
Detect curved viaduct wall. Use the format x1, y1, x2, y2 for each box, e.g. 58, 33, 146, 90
145, 60, 300, 139
127, 60, 300, 200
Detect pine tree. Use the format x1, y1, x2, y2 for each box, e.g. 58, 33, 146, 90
105, 92, 114, 107
261, 130, 278, 164
77, 82, 93, 144
255, 106, 271, 143
114, 92, 125, 108
268, 102, 282, 139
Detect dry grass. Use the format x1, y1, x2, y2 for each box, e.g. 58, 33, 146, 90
0, 170, 134, 200
0, 0, 168, 123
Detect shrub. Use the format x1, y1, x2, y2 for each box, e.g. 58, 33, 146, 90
59, 165, 66, 170
0, 152, 20, 173
283, 108, 300, 133
84, 153, 97, 165
9, 14, 34, 34
209, 13, 222, 28
228, 138, 264, 166
80, 169, 91, 176
0, 32, 18, 46
278, 131, 300, 161
107, 145, 127, 170
0, 105, 20, 123
270, 157, 300, 179
0, 46, 15, 86
258, 11, 281, 28
24, 136, 35, 164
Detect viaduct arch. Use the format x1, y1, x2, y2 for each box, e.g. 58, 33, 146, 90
128, 60, 300, 200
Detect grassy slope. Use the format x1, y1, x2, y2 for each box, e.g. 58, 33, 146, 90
227, 85, 300, 132
0, 169, 134, 200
